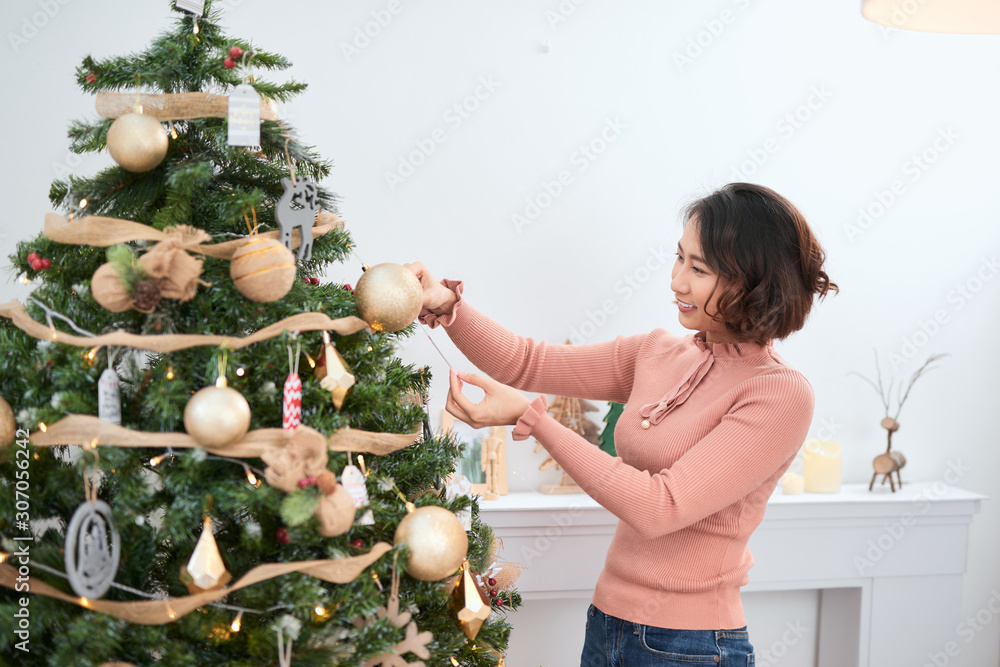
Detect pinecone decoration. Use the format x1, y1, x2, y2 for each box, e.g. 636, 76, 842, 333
132, 279, 162, 313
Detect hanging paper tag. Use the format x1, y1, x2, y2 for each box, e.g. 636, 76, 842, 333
228, 84, 261, 147
283, 373, 302, 431
445, 475, 474, 531
175, 0, 205, 16
342, 464, 374, 525
98, 368, 121, 425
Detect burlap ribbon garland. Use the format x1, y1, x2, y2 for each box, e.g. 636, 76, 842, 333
44, 212, 344, 261
30, 416, 421, 457
96, 91, 280, 122
0, 542, 391, 625
0, 300, 369, 353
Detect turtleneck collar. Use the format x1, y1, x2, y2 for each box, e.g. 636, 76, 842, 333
637, 331, 772, 426
692, 331, 771, 359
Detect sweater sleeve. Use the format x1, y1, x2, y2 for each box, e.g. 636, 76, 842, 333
419, 279, 649, 404
513, 372, 814, 539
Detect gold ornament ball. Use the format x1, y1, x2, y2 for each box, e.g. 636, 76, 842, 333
107, 113, 169, 172
0, 396, 15, 448
230, 237, 297, 302
354, 263, 423, 332
393, 505, 468, 581
183, 385, 251, 448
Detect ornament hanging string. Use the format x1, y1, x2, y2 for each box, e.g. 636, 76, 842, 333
82, 445, 100, 504
133, 74, 143, 113
283, 136, 297, 187
242, 207, 258, 236
216, 348, 230, 386
287, 336, 301, 376
276, 628, 293, 667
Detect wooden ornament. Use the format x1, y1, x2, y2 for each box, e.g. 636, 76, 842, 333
0, 396, 15, 448
393, 505, 468, 581
91, 262, 133, 313
354, 263, 423, 332
183, 385, 251, 448
106, 112, 168, 172
315, 481, 357, 537
230, 237, 297, 302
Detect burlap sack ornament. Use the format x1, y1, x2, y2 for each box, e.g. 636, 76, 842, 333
92, 262, 134, 313
91, 226, 211, 313
315, 471, 356, 537
261, 430, 329, 492
138, 226, 211, 302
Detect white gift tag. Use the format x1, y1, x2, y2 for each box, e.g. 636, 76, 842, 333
228, 84, 261, 147
98, 368, 121, 425
175, 0, 205, 16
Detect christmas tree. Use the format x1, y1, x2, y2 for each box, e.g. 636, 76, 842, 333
0, 2, 518, 665
598, 402, 623, 457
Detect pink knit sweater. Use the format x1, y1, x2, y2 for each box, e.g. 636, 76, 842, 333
420, 280, 814, 631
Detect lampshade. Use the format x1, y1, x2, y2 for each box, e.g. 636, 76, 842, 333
862, 0, 1000, 34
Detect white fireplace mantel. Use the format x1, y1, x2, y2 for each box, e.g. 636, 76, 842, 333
480, 481, 986, 667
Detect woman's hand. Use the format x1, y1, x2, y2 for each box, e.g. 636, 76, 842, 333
446, 368, 532, 429
403, 261, 458, 316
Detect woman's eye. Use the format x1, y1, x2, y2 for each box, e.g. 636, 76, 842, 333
692, 266, 704, 274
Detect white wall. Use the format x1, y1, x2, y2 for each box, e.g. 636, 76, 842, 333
2, 2, 998, 665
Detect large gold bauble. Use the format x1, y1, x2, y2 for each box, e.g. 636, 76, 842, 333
354, 263, 423, 332
107, 113, 169, 172
183, 385, 251, 448
393, 505, 468, 581
0, 396, 16, 448
230, 237, 297, 302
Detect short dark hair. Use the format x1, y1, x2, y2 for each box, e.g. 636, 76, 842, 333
683, 183, 837, 345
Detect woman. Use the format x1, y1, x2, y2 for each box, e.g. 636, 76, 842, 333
407, 182, 836, 666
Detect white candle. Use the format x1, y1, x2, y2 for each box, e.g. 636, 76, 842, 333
803, 440, 842, 493
782, 471, 805, 495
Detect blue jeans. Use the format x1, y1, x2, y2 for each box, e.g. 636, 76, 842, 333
581, 604, 755, 666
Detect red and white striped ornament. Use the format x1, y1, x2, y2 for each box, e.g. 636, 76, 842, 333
283, 373, 302, 430
283, 338, 303, 431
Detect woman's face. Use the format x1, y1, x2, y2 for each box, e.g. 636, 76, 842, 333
670, 218, 736, 343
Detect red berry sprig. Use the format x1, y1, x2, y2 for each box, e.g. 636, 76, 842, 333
349, 538, 364, 549
302, 276, 320, 285
27, 252, 51, 271
276, 527, 290, 544
85, 73, 97, 85
224, 46, 247, 70
297, 475, 317, 489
